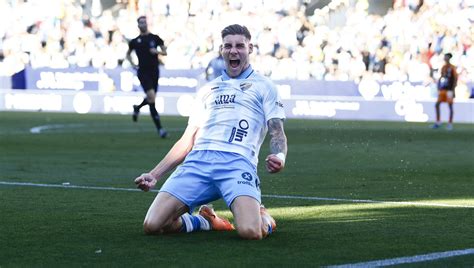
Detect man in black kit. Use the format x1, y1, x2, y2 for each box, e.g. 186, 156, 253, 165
127, 16, 168, 138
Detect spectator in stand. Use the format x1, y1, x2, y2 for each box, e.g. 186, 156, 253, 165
0, 0, 472, 91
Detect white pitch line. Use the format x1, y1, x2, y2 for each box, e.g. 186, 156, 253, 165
1, 181, 473, 208
328, 248, 474, 267
30, 124, 85, 134
29, 123, 184, 134
0, 181, 141, 192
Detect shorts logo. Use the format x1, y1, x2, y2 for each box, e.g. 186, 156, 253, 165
238, 172, 260, 191
241, 172, 252, 181
228, 119, 249, 143
275, 101, 284, 108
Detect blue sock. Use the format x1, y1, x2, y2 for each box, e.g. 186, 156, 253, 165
180, 213, 211, 233
267, 224, 273, 235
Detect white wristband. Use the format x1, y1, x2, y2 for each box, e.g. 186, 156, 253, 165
275, 153, 286, 163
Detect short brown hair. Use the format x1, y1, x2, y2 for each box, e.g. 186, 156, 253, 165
221, 24, 251, 41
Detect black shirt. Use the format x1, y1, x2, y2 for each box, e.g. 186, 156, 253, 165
128, 33, 164, 70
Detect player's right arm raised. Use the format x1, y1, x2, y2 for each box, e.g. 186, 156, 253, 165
134, 125, 199, 191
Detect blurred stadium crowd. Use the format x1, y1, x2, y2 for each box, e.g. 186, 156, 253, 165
0, 0, 473, 89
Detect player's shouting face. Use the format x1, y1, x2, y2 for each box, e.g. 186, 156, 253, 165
220, 34, 253, 78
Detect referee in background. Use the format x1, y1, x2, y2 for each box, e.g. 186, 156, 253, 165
127, 15, 168, 138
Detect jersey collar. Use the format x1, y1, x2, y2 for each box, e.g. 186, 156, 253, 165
221, 65, 254, 81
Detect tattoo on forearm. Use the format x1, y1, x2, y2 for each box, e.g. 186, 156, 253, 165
268, 118, 287, 155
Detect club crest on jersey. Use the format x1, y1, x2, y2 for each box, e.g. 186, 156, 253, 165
239, 82, 252, 91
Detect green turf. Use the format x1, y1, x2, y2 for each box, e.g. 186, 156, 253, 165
1, 111, 473, 267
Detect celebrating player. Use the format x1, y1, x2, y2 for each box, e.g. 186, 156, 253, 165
127, 16, 168, 138
134, 24, 288, 240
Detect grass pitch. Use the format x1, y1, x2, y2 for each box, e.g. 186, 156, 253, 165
0, 111, 473, 267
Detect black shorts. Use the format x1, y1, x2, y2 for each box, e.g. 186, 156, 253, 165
137, 68, 159, 92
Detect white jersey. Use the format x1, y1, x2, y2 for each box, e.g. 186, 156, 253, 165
188, 66, 286, 166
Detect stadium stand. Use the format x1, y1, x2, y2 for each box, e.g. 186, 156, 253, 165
0, 0, 472, 87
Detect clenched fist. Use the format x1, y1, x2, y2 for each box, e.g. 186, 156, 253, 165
134, 173, 157, 192
265, 153, 285, 173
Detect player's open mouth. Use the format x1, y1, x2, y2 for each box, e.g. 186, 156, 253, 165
229, 59, 240, 68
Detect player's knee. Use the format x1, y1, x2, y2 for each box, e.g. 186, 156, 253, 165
143, 219, 162, 235
237, 224, 263, 240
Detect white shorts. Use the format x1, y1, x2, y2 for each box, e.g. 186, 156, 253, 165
159, 150, 261, 212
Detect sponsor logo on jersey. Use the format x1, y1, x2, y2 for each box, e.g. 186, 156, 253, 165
275, 101, 284, 108
215, 94, 236, 105
228, 119, 249, 143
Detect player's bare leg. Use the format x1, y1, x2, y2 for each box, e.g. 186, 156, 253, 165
143, 192, 188, 234
435, 102, 441, 122
447, 103, 454, 130
231, 196, 276, 240
431, 101, 442, 129
143, 192, 222, 234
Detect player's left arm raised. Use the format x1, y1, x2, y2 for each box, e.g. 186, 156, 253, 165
265, 118, 288, 173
